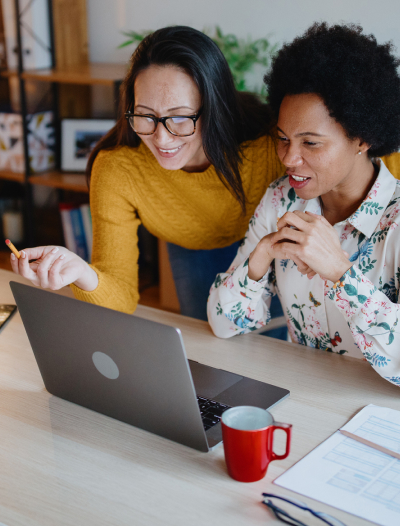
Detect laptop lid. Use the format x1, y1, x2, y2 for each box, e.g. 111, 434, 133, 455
10, 281, 210, 452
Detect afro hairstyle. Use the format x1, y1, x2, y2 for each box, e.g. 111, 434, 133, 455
264, 22, 400, 157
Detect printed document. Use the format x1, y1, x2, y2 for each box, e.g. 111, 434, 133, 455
274, 405, 400, 526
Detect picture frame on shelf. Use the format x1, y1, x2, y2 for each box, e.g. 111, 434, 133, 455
0, 111, 55, 173
61, 119, 115, 172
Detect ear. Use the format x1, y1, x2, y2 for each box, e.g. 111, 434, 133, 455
356, 139, 371, 155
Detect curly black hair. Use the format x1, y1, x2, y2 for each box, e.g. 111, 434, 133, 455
264, 22, 400, 157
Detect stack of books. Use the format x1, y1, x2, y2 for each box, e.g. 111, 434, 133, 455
59, 203, 92, 262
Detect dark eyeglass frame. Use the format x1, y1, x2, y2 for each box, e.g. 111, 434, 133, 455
262, 493, 347, 526
124, 108, 202, 137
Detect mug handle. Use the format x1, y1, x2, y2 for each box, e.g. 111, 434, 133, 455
270, 422, 292, 461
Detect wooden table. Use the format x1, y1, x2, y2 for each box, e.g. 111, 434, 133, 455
0, 269, 399, 526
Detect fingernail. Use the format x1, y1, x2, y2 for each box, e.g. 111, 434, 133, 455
51, 247, 59, 254
11, 253, 15, 260
21, 251, 26, 259
60, 254, 65, 260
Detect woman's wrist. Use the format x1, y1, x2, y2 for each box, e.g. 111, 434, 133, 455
248, 240, 274, 281
73, 263, 99, 292
330, 260, 353, 284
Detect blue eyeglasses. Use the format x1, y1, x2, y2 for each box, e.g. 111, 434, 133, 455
262, 493, 347, 526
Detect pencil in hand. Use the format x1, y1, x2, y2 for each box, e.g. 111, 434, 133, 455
5, 239, 21, 259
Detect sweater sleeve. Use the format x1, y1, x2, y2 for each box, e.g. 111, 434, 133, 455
331, 265, 400, 385
207, 186, 278, 338
70, 150, 141, 313
382, 151, 400, 181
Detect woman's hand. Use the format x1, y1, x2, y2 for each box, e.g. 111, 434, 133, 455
291, 250, 350, 280
247, 218, 324, 282
273, 211, 352, 282
10, 246, 98, 292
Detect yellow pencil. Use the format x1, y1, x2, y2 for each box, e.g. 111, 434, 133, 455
5, 239, 21, 259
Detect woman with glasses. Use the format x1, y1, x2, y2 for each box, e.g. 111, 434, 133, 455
208, 23, 400, 386
9, 25, 286, 334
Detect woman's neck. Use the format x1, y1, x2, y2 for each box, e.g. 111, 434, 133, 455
320, 159, 377, 225
181, 149, 211, 173
181, 157, 211, 173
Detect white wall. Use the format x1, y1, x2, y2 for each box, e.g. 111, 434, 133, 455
87, 0, 400, 117
87, 0, 400, 65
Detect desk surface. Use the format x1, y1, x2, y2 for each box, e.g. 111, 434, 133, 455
1, 270, 399, 526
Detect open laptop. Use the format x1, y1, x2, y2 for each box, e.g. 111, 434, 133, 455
10, 281, 289, 452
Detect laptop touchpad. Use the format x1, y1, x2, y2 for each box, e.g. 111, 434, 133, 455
188, 360, 243, 399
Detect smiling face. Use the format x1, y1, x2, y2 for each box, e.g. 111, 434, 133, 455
276, 93, 368, 200
133, 65, 209, 172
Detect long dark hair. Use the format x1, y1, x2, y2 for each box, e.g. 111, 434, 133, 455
87, 26, 272, 210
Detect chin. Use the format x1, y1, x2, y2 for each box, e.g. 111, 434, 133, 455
294, 184, 320, 201
157, 156, 186, 171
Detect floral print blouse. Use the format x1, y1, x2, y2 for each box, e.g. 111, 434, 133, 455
208, 160, 400, 386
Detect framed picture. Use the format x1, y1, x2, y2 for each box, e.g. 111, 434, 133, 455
0, 111, 55, 173
61, 119, 115, 172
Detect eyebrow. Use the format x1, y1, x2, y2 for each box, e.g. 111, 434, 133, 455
134, 104, 196, 113
277, 127, 327, 138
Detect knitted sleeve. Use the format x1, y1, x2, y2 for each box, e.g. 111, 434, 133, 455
70, 149, 141, 313
382, 152, 400, 181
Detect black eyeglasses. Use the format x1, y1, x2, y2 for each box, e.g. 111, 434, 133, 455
262, 493, 347, 526
124, 109, 202, 137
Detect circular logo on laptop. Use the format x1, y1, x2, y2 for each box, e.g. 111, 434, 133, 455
92, 351, 120, 379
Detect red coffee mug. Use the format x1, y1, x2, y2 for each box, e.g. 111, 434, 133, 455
221, 406, 292, 483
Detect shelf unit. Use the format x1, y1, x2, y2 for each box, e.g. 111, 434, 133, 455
0, 0, 126, 245
0, 63, 126, 195
0, 170, 25, 183
28, 172, 88, 193
22, 63, 127, 84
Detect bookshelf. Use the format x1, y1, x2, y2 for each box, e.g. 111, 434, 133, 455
0, 0, 125, 243
0, 63, 126, 195
0, 62, 125, 195
0, 62, 124, 240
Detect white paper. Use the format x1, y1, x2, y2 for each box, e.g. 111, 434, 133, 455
274, 405, 400, 526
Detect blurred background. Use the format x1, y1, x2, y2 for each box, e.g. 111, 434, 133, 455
89, 0, 400, 115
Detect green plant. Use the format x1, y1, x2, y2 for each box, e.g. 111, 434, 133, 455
119, 30, 152, 49
118, 26, 278, 97
206, 26, 277, 95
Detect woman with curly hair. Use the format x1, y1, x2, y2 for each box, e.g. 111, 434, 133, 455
209, 22, 400, 386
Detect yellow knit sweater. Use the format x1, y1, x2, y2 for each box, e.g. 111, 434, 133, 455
70, 136, 400, 313
70, 135, 285, 312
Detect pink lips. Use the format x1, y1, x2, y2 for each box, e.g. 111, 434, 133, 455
287, 172, 311, 189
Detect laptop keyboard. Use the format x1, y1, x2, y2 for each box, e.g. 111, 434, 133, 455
197, 396, 231, 431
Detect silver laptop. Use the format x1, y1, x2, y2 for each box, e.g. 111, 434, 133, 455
10, 281, 289, 452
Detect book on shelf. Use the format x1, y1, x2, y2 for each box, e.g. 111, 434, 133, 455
59, 203, 92, 263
